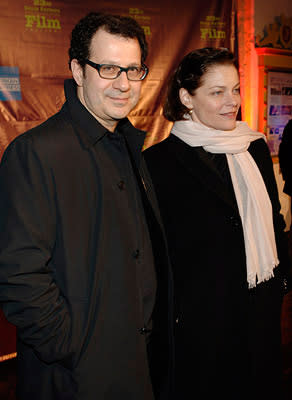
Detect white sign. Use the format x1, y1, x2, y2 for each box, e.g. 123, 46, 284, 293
267, 71, 292, 156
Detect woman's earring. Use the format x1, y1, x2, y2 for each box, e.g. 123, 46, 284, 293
189, 109, 193, 114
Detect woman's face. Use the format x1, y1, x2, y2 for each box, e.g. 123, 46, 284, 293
179, 64, 241, 131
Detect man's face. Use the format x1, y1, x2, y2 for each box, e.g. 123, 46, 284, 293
71, 28, 143, 132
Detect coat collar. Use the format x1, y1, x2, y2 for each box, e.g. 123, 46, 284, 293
63, 79, 146, 163
167, 134, 239, 211
117, 118, 146, 167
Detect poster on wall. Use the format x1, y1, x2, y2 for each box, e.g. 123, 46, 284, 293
267, 71, 292, 156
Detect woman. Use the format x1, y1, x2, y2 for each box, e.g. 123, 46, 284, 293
144, 48, 290, 400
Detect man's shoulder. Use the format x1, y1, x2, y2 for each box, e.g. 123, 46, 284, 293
285, 119, 292, 130
281, 119, 292, 142
25, 104, 72, 141
1, 104, 78, 168
7, 104, 73, 151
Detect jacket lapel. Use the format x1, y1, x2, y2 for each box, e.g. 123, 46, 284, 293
119, 120, 166, 231
168, 135, 238, 211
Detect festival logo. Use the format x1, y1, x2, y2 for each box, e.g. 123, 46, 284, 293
200, 15, 226, 41
128, 8, 151, 36
24, 0, 61, 32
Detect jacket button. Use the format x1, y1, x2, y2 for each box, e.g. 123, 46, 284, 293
138, 326, 152, 335
117, 180, 125, 190
230, 216, 240, 227
133, 249, 140, 259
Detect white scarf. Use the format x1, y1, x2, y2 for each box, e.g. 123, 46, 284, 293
172, 117, 279, 288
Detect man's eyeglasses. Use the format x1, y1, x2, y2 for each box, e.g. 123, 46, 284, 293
85, 59, 149, 81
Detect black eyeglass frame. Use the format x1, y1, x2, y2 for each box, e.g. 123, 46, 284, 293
84, 59, 149, 81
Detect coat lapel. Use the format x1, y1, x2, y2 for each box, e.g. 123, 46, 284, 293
168, 135, 238, 211
119, 119, 166, 232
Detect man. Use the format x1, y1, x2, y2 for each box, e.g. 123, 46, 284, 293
0, 12, 173, 400
279, 119, 292, 264
279, 119, 292, 217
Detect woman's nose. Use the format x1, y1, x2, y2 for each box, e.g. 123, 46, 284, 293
226, 92, 239, 107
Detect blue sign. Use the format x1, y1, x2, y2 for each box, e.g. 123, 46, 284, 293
0, 67, 22, 101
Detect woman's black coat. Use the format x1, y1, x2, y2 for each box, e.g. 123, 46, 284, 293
144, 134, 289, 400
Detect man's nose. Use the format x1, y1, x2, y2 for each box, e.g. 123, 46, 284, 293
112, 71, 130, 91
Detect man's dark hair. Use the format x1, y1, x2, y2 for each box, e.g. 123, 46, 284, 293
163, 47, 238, 122
68, 12, 148, 70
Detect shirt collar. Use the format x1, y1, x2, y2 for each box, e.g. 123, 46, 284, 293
63, 79, 146, 157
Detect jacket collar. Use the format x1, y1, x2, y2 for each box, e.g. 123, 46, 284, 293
63, 79, 146, 161
63, 79, 107, 147
117, 118, 146, 167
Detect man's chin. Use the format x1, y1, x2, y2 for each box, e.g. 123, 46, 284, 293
111, 108, 134, 121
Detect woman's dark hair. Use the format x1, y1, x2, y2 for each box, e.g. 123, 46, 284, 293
163, 47, 238, 122
68, 12, 148, 70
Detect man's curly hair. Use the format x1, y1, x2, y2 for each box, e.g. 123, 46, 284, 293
68, 12, 148, 70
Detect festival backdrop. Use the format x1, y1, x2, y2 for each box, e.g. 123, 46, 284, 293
0, 0, 235, 156
0, 0, 235, 358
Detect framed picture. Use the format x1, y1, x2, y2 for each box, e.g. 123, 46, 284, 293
267, 71, 292, 156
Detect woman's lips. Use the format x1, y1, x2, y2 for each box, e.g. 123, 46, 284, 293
221, 112, 237, 118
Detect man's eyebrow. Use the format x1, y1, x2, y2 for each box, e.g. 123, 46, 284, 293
97, 60, 141, 66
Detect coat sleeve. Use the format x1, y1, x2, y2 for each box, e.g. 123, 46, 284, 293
0, 134, 74, 367
249, 138, 292, 291
278, 120, 292, 197
278, 119, 292, 182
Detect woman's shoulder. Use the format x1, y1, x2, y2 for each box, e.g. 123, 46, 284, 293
143, 134, 173, 158
143, 134, 180, 176
248, 136, 270, 157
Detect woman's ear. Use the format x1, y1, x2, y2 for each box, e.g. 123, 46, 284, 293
179, 88, 193, 110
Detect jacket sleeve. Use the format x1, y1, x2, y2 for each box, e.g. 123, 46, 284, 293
250, 138, 292, 292
0, 134, 73, 366
278, 119, 292, 182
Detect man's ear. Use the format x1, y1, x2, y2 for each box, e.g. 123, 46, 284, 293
71, 59, 84, 87
179, 88, 193, 111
